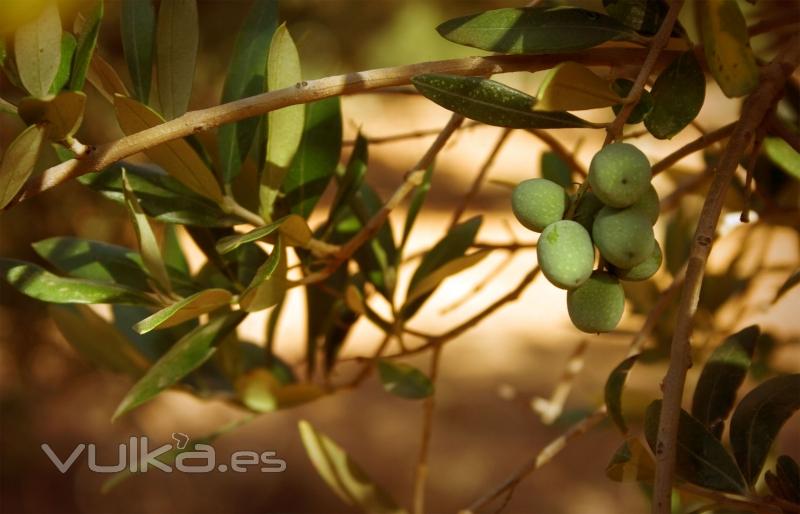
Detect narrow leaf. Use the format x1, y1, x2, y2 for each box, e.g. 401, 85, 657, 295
763, 137, 800, 181
698, 0, 759, 98
730, 374, 800, 485
603, 0, 668, 35
239, 237, 287, 312
644, 50, 705, 140
536, 62, 622, 111
87, 54, 130, 102
18, 91, 86, 141
691, 325, 759, 437
121, 0, 156, 103
218, 0, 278, 183
400, 164, 433, 249
113, 313, 244, 420
0, 124, 45, 208
260, 23, 305, 220
412, 74, 598, 129
284, 97, 342, 217
406, 250, 490, 305
436, 7, 636, 55
156, 0, 198, 119
50, 304, 149, 375
163, 225, 190, 275
377, 360, 434, 400
13, 3, 61, 97
114, 95, 223, 202
49, 33, 77, 94
215, 216, 288, 254
0, 258, 154, 305
540, 152, 572, 188
236, 369, 323, 412
765, 455, 800, 504
298, 420, 406, 514
606, 438, 655, 482
611, 78, 653, 125
134, 289, 233, 334
122, 170, 172, 295
645, 400, 747, 494
69, 1, 103, 91
605, 354, 638, 433
773, 268, 800, 304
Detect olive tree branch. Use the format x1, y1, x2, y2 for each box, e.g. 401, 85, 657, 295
11, 47, 677, 207
652, 36, 800, 514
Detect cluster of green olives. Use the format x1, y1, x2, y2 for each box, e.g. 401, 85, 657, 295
511, 143, 662, 334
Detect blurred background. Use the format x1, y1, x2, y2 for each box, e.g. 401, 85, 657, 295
1, 1, 799, 513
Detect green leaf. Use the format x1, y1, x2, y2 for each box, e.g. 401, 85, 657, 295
611, 78, 653, 125
691, 325, 759, 437
284, 97, 342, 217
32, 236, 151, 290
698, 0, 759, 98
536, 62, 622, 111
412, 74, 599, 129
436, 7, 636, 55
730, 374, 800, 485
0, 124, 45, 208
402, 216, 482, 319
765, 455, 800, 505
298, 420, 406, 514
235, 369, 323, 412
50, 304, 149, 375
112, 312, 244, 420
603, 0, 668, 35
79, 164, 235, 227
18, 91, 86, 141
114, 95, 223, 202
606, 438, 655, 482
377, 360, 434, 400
218, 0, 278, 183
0, 258, 154, 305
156, 0, 198, 119
260, 23, 305, 220
349, 185, 398, 299
13, 2, 61, 97
49, 33, 77, 94
239, 237, 287, 312
134, 289, 233, 334
122, 170, 172, 295
327, 134, 368, 225
645, 400, 747, 494
763, 137, 800, 181
605, 354, 638, 433
69, 1, 103, 91
120, 0, 156, 103
400, 164, 433, 249
406, 250, 490, 305
773, 268, 800, 304
215, 215, 291, 254
644, 50, 705, 140
163, 224, 190, 275
540, 152, 572, 188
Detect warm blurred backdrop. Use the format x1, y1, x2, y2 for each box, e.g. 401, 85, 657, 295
1, 1, 799, 513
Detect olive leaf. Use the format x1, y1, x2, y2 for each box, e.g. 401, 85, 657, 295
436, 7, 636, 55
536, 62, 622, 111
412, 74, 599, 129
235, 369, 323, 412
218, 0, 278, 183
120, 0, 156, 103
13, 2, 61, 97
765, 455, 800, 505
606, 437, 655, 482
644, 50, 705, 140
377, 361, 434, 400
239, 236, 287, 312
18, 91, 86, 141
260, 23, 305, 220
134, 289, 234, 334
400, 164, 433, 249
69, 0, 103, 92
156, 0, 198, 119
603, 0, 668, 35
405, 250, 490, 305
49, 33, 76, 94
298, 420, 407, 514
605, 354, 638, 433
763, 137, 800, 181
87, 54, 131, 102
215, 215, 312, 254
730, 374, 800, 485
0, 124, 45, 209
773, 268, 800, 304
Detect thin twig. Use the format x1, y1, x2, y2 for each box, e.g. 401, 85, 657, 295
531, 340, 588, 425
651, 122, 737, 175
652, 36, 800, 514
412, 344, 444, 514
343, 121, 480, 146
526, 129, 588, 178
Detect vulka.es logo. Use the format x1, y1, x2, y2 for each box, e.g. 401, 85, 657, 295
41, 433, 287, 474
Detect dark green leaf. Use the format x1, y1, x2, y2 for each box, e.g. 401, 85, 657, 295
611, 79, 653, 125
218, 0, 278, 183
401, 164, 434, 248
763, 137, 800, 181
0, 259, 154, 305
606, 438, 654, 482
298, 420, 405, 514
121, 0, 156, 103
79, 164, 237, 227
69, 0, 103, 91
412, 74, 598, 129
49, 33, 76, 94
603, 0, 668, 35
112, 312, 244, 420
327, 133, 368, 224
541, 152, 572, 188
402, 216, 482, 319
284, 97, 343, 217
605, 354, 638, 433
691, 325, 759, 437
163, 224, 190, 275
645, 400, 747, 494
730, 374, 800, 485
0, 124, 45, 209
773, 268, 800, 304
436, 7, 636, 55
644, 50, 705, 140
765, 455, 800, 504
350, 184, 398, 299
377, 360, 434, 400
156, 0, 198, 119
32, 236, 151, 290
113, 305, 190, 362
50, 304, 149, 375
